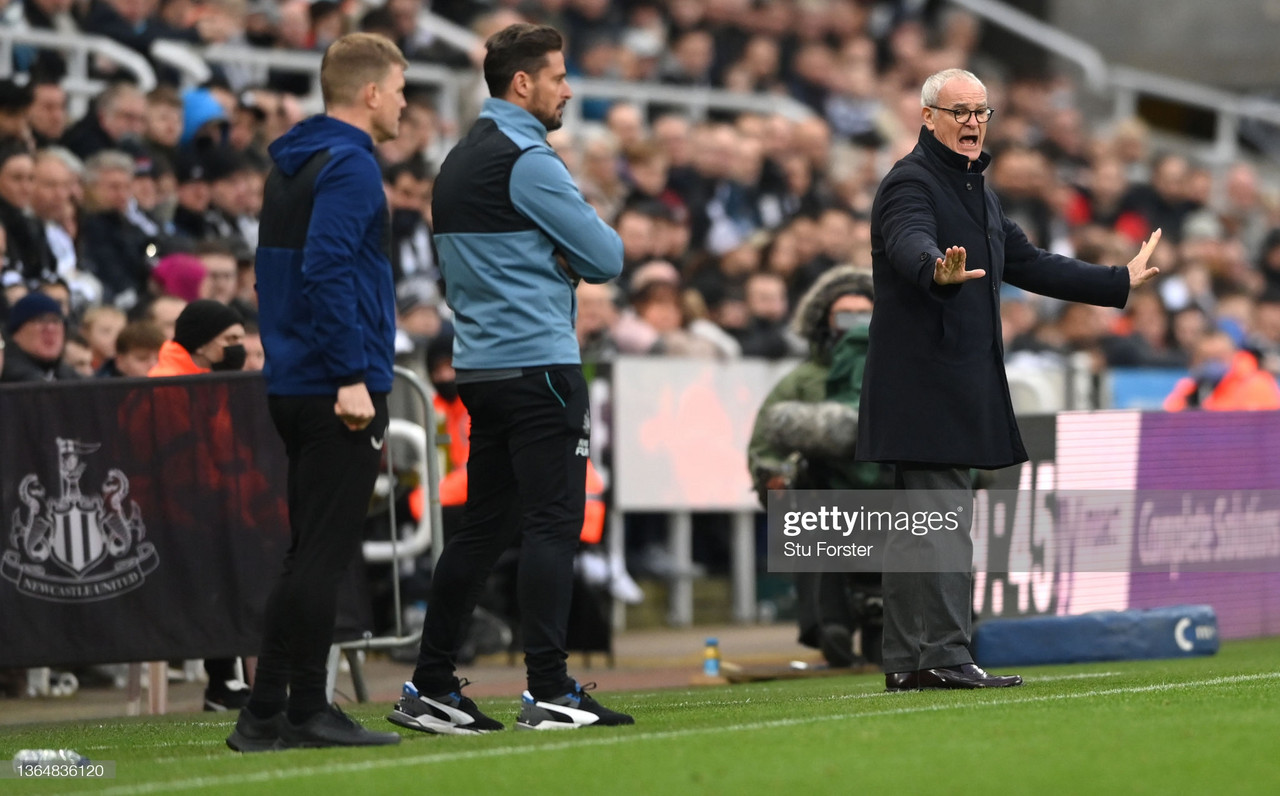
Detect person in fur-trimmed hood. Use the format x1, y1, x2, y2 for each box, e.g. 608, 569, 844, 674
747, 264, 892, 668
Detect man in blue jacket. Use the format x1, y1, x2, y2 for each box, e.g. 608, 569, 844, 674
227, 32, 406, 752
389, 23, 632, 734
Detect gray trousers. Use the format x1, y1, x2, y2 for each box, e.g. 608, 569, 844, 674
882, 464, 974, 673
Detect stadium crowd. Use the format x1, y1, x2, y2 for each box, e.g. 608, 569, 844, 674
4, 0, 1280, 395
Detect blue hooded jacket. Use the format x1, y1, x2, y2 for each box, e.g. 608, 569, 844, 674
255, 115, 396, 395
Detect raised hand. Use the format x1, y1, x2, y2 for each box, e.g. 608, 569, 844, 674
933, 246, 987, 285
1127, 228, 1162, 288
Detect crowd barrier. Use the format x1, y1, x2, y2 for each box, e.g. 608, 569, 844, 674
608, 356, 1280, 639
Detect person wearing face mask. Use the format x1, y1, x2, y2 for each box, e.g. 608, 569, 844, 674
149, 298, 247, 377
1163, 330, 1280, 412
748, 265, 892, 668
143, 297, 250, 712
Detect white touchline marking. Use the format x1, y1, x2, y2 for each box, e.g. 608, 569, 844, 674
102, 671, 1130, 749
63, 672, 1280, 796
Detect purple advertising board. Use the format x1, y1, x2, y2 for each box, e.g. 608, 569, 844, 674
1129, 412, 1280, 639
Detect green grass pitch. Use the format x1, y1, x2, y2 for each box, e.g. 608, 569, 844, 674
5, 637, 1280, 795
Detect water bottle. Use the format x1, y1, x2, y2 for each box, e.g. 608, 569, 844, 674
13, 749, 88, 767
703, 637, 721, 677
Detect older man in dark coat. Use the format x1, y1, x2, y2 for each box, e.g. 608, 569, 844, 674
857, 68, 1161, 691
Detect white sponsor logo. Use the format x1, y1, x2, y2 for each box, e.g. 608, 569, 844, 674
3, 439, 157, 603
371, 435, 385, 450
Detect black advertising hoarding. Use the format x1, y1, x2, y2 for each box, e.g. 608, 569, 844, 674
0, 374, 291, 668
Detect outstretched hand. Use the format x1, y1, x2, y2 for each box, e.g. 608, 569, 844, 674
1127, 228, 1162, 288
933, 246, 987, 285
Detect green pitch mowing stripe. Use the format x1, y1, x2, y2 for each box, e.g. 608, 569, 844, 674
8, 638, 1280, 796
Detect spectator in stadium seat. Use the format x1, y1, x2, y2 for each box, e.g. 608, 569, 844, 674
79, 303, 127, 370
62, 331, 95, 376
576, 281, 620, 364
0, 138, 59, 288
1164, 330, 1280, 411
137, 293, 186, 340
169, 152, 215, 242
143, 86, 184, 167
1130, 152, 1194, 244
60, 82, 148, 162
27, 79, 68, 149
383, 157, 437, 285
1, 290, 79, 381
97, 319, 165, 377
736, 271, 795, 359
0, 79, 34, 148
78, 149, 155, 307
859, 68, 1162, 693
150, 252, 208, 303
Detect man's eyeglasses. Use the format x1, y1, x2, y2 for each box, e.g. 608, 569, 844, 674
928, 106, 995, 124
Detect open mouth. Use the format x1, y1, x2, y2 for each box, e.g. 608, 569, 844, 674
959, 134, 980, 147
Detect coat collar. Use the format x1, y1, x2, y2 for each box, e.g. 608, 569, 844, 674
480, 98, 549, 142
917, 126, 991, 174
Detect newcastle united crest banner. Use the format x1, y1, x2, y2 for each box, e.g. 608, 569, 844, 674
0, 374, 291, 668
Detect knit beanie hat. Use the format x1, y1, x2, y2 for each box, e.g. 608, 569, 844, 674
152, 254, 208, 303
173, 299, 243, 354
6, 292, 64, 335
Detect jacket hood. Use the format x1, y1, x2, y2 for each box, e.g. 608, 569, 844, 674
268, 115, 373, 176
181, 88, 227, 148
791, 264, 874, 344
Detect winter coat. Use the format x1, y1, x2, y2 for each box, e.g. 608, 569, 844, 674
857, 128, 1131, 469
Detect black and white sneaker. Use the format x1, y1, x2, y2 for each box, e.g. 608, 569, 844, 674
515, 681, 634, 731
278, 703, 401, 748
387, 680, 504, 735
204, 679, 252, 712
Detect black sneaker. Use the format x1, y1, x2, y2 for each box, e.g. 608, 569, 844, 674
277, 704, 402, 748
205, 679, 252, 712
226, 709, 285, 753
515, 681, 634, 730
387, 680, 504, 735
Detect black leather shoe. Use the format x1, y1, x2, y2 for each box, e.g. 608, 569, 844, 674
278, 704, 402, 748
918, 663, 1023, 690
885, 671, 919, 692
226, 709, 285, 753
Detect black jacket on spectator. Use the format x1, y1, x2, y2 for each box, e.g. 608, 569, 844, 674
736, 317, 793, 360
0, 195, 57, 286
79, 209, 153, 304
1, 341, 79, 382
60, 111, 117, 162
858, 128, 1131, 469
170, 203, 214, 242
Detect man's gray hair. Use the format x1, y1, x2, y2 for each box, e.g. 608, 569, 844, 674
34, 146, 84, 178
82, 150, 136, 184
921, 68, 986, 107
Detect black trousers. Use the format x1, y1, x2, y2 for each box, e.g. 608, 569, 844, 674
881, 464, 974, 673
249, 393, 388, 715
413, 366, 588, 698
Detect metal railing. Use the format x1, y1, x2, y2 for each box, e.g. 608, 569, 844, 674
0, 27, 156, 119
951, 0, 1280, 166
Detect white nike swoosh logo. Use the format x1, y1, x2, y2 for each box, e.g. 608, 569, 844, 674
371, 436, 384, 450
